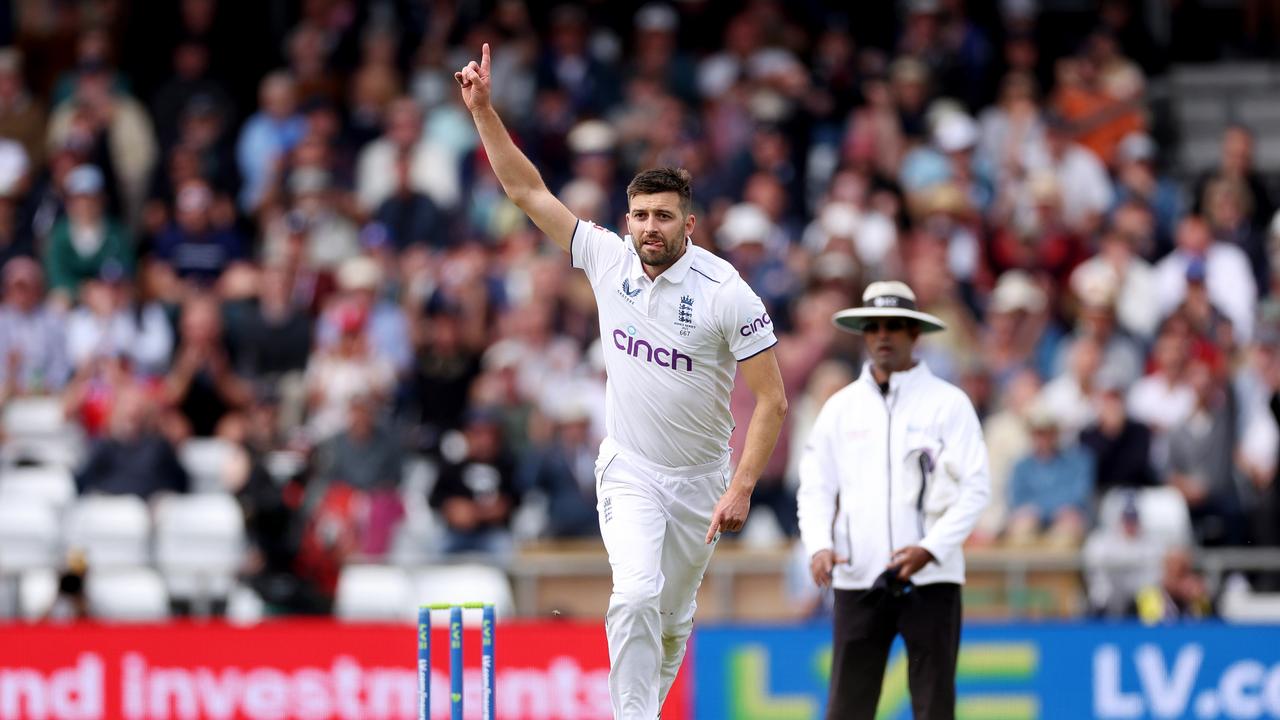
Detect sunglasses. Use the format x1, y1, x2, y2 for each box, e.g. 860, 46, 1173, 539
861, 319, 910, 333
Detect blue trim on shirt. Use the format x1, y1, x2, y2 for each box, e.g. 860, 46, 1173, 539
736, 338, 778, 362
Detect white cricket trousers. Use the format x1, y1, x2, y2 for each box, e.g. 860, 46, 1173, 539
594, 437, 728, 719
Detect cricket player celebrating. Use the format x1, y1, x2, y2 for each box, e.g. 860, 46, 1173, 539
457, 44, 788, 718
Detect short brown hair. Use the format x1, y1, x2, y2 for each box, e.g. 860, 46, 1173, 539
626, 168, 693, 216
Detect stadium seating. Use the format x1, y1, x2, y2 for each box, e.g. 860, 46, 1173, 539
0, 465, 76, 509
414, 563, 515, 619
154, 493, 246, 604
334, 564, 414, 622
64, 495, 152, 568
0, 499, 60, 572
85, 567, 170, 621
17, 569, 57, 621
178, 437, 236, 494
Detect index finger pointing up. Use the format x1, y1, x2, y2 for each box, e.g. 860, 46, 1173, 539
481, 42, 490, 73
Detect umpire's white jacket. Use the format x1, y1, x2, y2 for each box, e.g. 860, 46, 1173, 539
798, 360, 990, 589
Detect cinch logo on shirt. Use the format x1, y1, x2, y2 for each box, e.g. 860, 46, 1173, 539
739, 312, 772, 337
612, 327, 693, 371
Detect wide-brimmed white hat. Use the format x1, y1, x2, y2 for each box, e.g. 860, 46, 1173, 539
832, 280, 947, 334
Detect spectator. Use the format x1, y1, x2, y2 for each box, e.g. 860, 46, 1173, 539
225, 262, 313, 394
1192, 124, 1273, 233
163, 294, 252, 440
373, 150, 449, 250
151, 38, 233, 149
1024, 113, 1113, 236
1110, 133, 1182, 256
236, 72, 306, 212
65, 264, 172, 376
1082, 489, 1165, 618
975, 368, 1041, 546
1005, 401, 1094, 547
399, 302, 483, 455
76, 385, 189, 498
356, 97, 459, 214
980, 270, 1058, 389
308, 393, 405, 558
519, 399, 601, 539
1041, 336, 1102, 441
280, 168, 360, 269
1072, 224, 1161, 341
1127, 321, 1197, 456
315, 255, 411, 375
430, 407, 521, 557
1081, 370, 1158, 494
1203, 176, 1268, 293
303, 301, 395, 442
152, 178, 247, 286
1155, 215, 1256, 344
0, 187, 34, 278
1165, 358, 1248, 546
976, 71, 1045, 190
0, 257, 70, 398
43, 165, 134, 304
46, 58, 157, 224
0, 48, 45, 168
1129, 547, 1216, 624
1057, 261, 1146, 388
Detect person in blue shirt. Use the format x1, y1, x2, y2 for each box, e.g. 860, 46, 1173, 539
1006, 401, 1095, 547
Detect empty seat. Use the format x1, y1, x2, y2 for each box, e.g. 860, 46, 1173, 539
1, 396, 68, 439
65, 496, 151, 567
0, 499, 60, 572
0, 436, 85, 470
1174, 97, 1229, 130
1237, 97, 1280, 128
18, 569, 58, 621
414, 563, 515, 618
0, 465, 76, 509
154, 494, 246, 600
1098, 487, 1193, 549
389, 511, 444, 567
178, 438, 235, 493
334, 564, 414, 622
86, 567, 170, 621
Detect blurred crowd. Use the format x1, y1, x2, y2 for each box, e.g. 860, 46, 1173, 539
1, 0, 1279, 620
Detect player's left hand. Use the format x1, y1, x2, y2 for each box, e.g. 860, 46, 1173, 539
705, 485, 751, 544
887, 545, 934, 580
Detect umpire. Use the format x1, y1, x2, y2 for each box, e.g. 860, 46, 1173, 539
798, 281, 990, 720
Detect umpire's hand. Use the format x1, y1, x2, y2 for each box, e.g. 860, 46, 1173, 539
810, 549, 847, 588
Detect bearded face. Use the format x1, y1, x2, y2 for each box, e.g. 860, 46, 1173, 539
626, 191, 693, 272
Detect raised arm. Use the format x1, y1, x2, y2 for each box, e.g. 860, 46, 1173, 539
456, 43, 577, 251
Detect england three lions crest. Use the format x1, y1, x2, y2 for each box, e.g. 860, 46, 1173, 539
675, 295, 695, 336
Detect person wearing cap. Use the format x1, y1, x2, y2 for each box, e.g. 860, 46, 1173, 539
153, 177, 247, 286
1154, 215, 1256, 344
1005, 398, 1095, 548
457, 44, 787, 718
1111, 132, 1181, 251
798, 280, 989, 720
0, 257, 70, 398
314, 255, 412, 375
43, 164, 134, 302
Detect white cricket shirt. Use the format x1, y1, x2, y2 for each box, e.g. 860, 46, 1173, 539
571, 219, 777, 468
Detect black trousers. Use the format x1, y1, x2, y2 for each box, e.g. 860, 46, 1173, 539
827, 583, 962, 720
